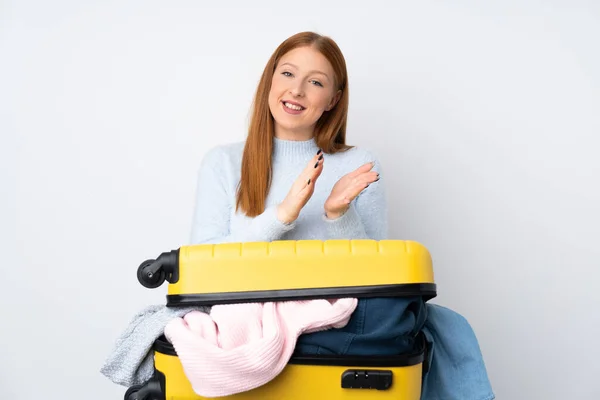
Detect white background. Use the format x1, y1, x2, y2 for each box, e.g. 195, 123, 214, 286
3, 1, 599, 399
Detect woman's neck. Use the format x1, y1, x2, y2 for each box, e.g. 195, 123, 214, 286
273, 124, 315, 141
272, 136, 319, 163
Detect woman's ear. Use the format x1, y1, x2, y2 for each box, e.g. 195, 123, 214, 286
326, 90, 342, 111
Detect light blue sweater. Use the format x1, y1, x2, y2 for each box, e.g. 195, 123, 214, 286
190, 136, 388, 244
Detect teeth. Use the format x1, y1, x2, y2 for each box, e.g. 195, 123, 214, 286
284, 102, 303, 111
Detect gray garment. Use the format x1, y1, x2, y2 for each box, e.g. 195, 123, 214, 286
100, 304, 210, 387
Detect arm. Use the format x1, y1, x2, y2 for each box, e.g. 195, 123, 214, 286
322, 156, 389, 240
189, 147, 295, 244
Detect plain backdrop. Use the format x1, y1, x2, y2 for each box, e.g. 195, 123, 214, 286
3, 1, 599, 399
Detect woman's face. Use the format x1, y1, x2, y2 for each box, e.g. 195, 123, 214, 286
268, 46, 340, 140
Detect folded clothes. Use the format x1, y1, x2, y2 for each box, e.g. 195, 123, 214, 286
101, 299, 495, 400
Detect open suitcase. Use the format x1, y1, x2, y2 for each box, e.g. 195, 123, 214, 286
126, 239, 436, 400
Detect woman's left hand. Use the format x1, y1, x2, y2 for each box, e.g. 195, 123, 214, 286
324, 162, 379, 219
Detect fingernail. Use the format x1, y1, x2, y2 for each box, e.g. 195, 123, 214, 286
318, 154, 323, 160
314, 161, 319, 168
307, 178, 311, 184
317, 149, 322, 155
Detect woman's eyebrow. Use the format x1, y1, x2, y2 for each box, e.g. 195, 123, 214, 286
280, 62, 331, 81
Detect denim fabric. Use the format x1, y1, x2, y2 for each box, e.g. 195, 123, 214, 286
296, 296, 427, 356
420, 304, 495, 400
296, 299, 495, 400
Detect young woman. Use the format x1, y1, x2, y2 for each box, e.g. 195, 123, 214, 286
190, 32, 495, 400
190, 32, 385, 245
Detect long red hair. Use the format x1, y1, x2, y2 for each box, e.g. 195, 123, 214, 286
236, 31, 351, 217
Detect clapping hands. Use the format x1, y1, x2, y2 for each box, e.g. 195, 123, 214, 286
277, 149, 379, 224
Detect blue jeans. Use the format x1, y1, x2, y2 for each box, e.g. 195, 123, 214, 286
296, 298, 495, 400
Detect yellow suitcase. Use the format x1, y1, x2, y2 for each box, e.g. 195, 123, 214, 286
127, 239, 436, 400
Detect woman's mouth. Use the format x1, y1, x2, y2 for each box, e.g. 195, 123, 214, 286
282, 101, 305, 115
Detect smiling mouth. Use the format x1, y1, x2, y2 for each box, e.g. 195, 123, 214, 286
282, 101, 305, 111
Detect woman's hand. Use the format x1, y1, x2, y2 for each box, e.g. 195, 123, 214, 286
277, 150, 324, 224
324, 162, 379, 219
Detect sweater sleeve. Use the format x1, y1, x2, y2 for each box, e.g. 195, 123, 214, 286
322, 155, 389, 240
189, 146, 296, 245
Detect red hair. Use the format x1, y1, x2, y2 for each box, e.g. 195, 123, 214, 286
236, 31, 351, 217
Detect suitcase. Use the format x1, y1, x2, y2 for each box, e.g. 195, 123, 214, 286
127, 239, 436, 399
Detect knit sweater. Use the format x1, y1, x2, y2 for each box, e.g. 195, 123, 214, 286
190, 136, 388, 245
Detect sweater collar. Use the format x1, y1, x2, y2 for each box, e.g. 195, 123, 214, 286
272, 136, 320, 163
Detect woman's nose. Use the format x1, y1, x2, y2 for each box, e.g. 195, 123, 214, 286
289, 83, 305, 97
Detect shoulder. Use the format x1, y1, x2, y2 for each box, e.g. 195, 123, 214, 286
199, 141, 246, 170
331, 145, 384, 170
343, 145, 381, 162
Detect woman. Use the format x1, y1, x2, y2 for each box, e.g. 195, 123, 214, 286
190, 32, 495, 400
190, 31, 385, 245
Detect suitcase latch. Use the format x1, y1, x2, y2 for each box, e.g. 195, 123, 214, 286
341, 369, 393, 390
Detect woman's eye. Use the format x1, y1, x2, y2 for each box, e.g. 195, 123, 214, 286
310, 80, 323, 87
282, 71, 292, 77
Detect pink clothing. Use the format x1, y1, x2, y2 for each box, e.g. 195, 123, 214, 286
163, 298, 357, 397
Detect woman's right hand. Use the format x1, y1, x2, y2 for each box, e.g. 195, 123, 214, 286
277, 149, 324, 224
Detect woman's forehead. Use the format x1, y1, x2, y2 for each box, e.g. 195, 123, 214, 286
278, 47, 334, 75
